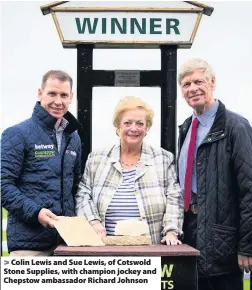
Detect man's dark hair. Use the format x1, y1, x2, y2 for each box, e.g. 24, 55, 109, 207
41, 70, 73, 91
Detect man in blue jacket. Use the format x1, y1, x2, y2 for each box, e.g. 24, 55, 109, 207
1, 70, 82, 256
177, 58, 252, 289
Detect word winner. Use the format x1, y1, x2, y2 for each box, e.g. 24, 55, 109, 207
75, 17, 180, 35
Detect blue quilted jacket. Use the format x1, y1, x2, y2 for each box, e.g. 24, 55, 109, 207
1, 102, 82, 252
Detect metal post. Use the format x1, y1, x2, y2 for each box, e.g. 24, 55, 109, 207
160, 45, 177, 156
77, 44, 93, 173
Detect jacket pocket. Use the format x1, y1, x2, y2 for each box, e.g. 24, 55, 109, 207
212, 223, 237, 267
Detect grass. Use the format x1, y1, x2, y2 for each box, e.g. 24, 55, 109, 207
2, 209, 8, 219
244, 280, 250, 290
2, 230, 6, 241
2, 208, 8, 219
2, 251, 9, 257
2, 208, 8, 256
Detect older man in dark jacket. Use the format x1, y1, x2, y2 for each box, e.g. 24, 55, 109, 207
177, 58, 252, 290
1, 70, 82, 256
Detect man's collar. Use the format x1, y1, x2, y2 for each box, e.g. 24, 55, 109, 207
55, 118, 69, 131
33, 102, 83, 134
193, 100, 219, 127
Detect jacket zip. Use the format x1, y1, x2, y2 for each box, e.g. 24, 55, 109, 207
60, 137, 72, 215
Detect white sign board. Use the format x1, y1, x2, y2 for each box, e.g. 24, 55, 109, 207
51, 8, 202, 48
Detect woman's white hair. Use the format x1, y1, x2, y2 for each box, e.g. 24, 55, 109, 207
178, 58, 215, 85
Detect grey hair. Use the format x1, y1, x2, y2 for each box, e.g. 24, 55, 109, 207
41, 70, 73, 90
178, 58, 215, 85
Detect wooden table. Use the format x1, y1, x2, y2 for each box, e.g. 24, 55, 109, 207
54, 244, 199, 290
54, 243, 198, 256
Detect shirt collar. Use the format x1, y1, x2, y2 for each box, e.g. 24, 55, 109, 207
55, 117, 69, 131
193, 100, 219, 127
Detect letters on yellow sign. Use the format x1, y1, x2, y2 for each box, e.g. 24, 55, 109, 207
161, 280, 174, 289
161, 264, 174, 278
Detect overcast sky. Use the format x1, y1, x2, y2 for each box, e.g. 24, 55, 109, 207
1, 1, 252, 150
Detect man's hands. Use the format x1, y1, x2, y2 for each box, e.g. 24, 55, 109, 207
38, 208, 58, 228
161, 232, 182, 246
238, 255, 252, 273
90, 220, 106, 239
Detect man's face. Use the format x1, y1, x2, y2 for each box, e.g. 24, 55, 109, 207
38, 77, 73, 119
181, 69, 215, 113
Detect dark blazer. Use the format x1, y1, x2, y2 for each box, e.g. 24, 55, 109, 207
178, 101, 252, 276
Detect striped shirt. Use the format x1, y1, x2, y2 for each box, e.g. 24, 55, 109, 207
105, 168, 141, 235
55, 118, 68, 153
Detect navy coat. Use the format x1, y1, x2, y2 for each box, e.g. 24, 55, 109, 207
1, 102, 82, 252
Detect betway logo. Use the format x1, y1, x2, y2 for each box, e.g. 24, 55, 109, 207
35, 144, 54, 150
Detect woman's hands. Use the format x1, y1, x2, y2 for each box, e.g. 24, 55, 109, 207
90, 220, 106, 239
161, 232, 182, 246
89, 221, 181, 245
